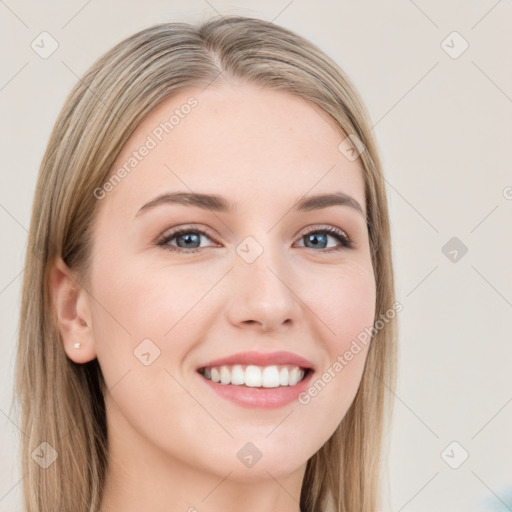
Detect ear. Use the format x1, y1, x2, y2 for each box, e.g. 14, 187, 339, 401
48, 257, 97, 364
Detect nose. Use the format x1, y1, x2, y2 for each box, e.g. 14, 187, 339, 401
225, 241, 302, 332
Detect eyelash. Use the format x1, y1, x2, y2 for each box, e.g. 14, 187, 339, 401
156, 224, 354, 254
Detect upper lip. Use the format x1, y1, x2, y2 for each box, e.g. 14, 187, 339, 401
197, 351, 315, 370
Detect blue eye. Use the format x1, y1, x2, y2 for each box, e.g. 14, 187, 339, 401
157, 228, 215, 253
296, 226, 353, 251
157, 225, 353, 254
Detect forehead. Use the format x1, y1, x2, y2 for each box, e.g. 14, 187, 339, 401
101, 81, 366, 217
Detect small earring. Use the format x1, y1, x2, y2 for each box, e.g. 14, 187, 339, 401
73, 342, 81, 349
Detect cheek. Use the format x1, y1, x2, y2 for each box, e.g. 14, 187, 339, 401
87, 249, 223, 401
89, 250, 204, 342
87, 256, 215, 453
308, 260, 376, 349
296, 262, 376, 427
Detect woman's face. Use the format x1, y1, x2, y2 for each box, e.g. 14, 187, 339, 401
81, 81, 375, 481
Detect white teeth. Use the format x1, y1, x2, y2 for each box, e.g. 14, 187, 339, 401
245, 365, 262, 387
231, 364, 245, 385
262, 366, 280, 388
220, 365, 231, 385
279, 367, 289, 386
211, 367, 221, 383
289, 367, 299, 386
200, 364, 308, 387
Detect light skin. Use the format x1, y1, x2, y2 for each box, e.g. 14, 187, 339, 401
50, 80, 376, 512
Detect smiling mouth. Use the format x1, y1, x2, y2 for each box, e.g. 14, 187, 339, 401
197, 364, 311, 388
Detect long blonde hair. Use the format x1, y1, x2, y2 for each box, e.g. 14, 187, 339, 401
14, 15, 398, 512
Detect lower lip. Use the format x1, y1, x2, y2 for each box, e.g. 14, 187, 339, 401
198, 370, 314, 409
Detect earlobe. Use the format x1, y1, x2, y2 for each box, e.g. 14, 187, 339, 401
48, 257, 97, 364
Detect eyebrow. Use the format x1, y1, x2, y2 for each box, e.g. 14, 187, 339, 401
135, 191, 366, 218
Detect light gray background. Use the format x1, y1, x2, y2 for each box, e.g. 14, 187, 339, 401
1, 1, 511, 511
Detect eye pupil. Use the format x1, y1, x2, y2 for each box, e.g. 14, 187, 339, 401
177, 233, 200, 248
305, 233, 327, 249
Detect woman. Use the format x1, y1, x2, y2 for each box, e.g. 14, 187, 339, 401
15, 15, 398, 512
